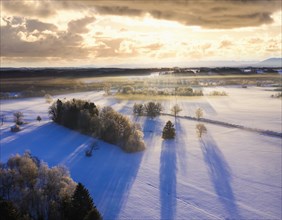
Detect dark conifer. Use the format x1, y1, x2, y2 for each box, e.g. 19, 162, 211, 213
70, 183, 101, 220
162, 120, 176, 139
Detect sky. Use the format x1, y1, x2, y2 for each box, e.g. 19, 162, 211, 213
0, 0, 281, 67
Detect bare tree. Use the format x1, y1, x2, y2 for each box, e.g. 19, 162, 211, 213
195, 108, 203, 120
196, 123, 207, 138
171, 104, 182, 118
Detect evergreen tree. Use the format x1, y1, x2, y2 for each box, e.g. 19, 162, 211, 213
70, 183, 101, 220
162, 120, 176, 139
36, 116, 42, 122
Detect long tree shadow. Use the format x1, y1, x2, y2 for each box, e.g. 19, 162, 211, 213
0, 122, 92, 165
174, 117, 188, 175
159, 140, 177, 220
200, 135, 241, 219
71, 146, 144, 220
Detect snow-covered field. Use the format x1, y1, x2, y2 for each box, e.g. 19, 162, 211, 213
1, 86, 281, 219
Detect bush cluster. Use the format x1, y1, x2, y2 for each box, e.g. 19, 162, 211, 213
208, 91, 228, 96
119, 86, 203, 96
49, 99, 145, 152
133, 102, 163, 118
0, 152, 101, 220
271, 92, 282, 98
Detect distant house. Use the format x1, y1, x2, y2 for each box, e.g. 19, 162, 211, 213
277, 69, 282, 74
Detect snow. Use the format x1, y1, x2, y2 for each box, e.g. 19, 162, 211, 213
0, 86, 281, 219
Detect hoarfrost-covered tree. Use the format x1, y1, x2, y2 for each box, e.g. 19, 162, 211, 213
0, 152, 77, 220
124, 123, 145, 152
195, 108, 203, 120
171, 104, 182, 118
144, 102, 163, 118
133, 103, 144, 116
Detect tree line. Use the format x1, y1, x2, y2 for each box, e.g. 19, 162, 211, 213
118, 86, 203, 96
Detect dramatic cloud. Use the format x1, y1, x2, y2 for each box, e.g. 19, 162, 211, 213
91, 0, 281, 28
2, 0, 281, 28
0, 17, 91, 59
0, 1, 281, 66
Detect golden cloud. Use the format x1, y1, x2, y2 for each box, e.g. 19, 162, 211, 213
2, 0, 281, 29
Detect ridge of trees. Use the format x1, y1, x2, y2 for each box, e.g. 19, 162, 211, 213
49, 99, 145, 153
119, 86, 203, 96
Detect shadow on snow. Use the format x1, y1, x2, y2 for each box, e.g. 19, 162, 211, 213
200, 134, 241, 219
159, 140, 177, 220
1, 122, 144, 219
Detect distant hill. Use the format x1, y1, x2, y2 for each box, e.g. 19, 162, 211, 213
254, 58, 282, 67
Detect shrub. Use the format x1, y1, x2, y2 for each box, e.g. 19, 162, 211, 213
133, 103, 144, 116
13, 112, 24, 125
85, 142, 99, 157
162, 120, 176, 139
11, 124, 20, 132
36, 115, 42, 122
144, 102, 163, 118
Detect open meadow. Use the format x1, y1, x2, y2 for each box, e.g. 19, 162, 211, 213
1, 75, 281, 219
